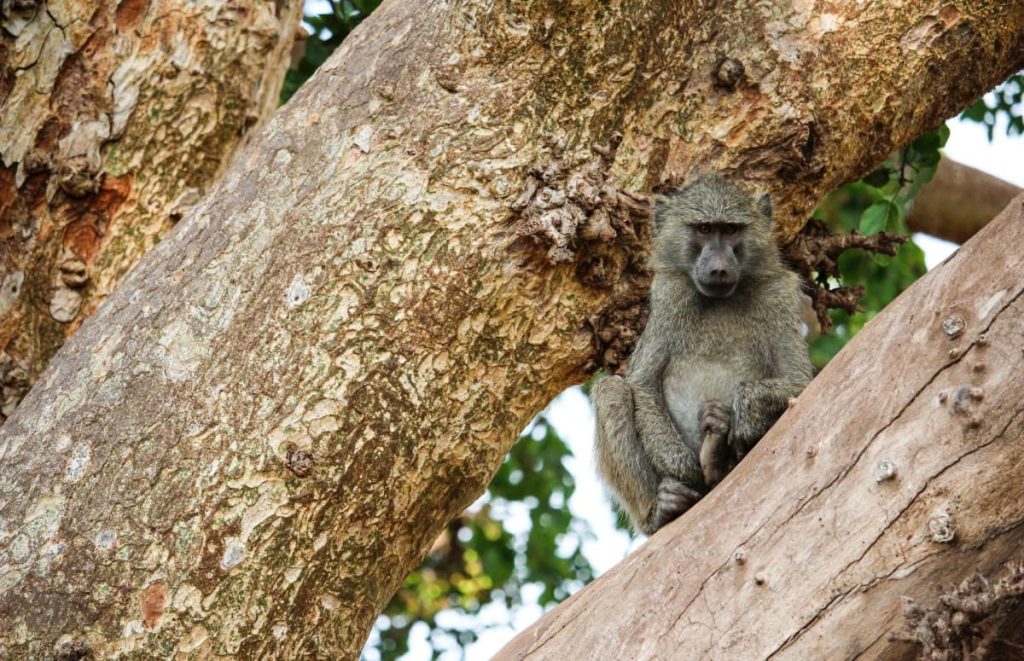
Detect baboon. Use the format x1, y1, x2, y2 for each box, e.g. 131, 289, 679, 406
592, 175, 813, 534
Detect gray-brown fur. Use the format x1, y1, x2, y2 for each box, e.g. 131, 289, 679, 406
592, 174, 814, 535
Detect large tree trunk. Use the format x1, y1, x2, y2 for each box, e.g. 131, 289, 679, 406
908, 158, 1021, 244
499, 193, 1024, 660
0, 0, 303, 419
1, 1, 1023, 657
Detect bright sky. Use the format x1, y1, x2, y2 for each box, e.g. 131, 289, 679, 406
367, 105, 1023, 658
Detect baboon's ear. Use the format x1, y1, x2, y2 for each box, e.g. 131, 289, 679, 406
757, 193, 772, 223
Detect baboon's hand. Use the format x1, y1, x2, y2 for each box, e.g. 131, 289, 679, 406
698, 399, 731, 437
699, 433, 732, 487
730, 384, 768, 459
650, 477, 702, 532
698, 400, 732, 487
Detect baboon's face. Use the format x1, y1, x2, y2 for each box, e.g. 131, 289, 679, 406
688, 223, 746, 298
652, 175, 773, 292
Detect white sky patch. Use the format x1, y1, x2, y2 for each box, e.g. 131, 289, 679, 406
944, 115, 1024, 187
914, 233, 958, 270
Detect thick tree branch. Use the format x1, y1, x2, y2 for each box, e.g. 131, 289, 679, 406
0, 0, 303, 420
499, 194, 1024, 660
1, 0, 1023, 657
909, 157, 1022, 244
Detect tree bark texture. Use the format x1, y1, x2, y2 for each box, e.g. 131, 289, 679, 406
908, 157, 1021, 244
1, 1, 1023, 657
499, 193, 1024, 659
0, 0, 303, 419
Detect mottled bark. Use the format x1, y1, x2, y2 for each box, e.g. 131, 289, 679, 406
909, 158, 1021, 244
499, 193, 1024, 661
1, 0, 1023, 658
0, 0, 303, 419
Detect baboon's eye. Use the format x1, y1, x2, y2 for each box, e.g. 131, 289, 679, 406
696, 223, 712, 234
722, 224, 739, 235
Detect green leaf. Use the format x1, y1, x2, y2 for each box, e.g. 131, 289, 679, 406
1010, 115, 1024, 137
863, 166, 892, 189
304, 39, 331, 68
911, 131, 940, 153
961, 99, 989, 122
890, 198, 907, 233
917, 148, 941, 168
905, 162, 937, 200
860, 201, 897, 235
872, 253, 892, 267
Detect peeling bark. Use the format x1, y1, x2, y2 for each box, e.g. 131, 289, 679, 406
0, 0, 1023, 657
908, 158, 1022, 244
893, 562, 1024, 659
0, 0, 303, 419
498, 194, 1024, 659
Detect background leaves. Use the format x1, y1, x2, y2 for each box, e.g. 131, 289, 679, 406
961, 74, 1024, 140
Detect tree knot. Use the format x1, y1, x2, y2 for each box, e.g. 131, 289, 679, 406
713, 57, 745, 90
585, 293, 649, 374
890, 561, 1024, 658
509, 132, 651, 290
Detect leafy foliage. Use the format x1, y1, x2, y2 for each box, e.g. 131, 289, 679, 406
805, 126, 947, 366
807, 71, 1020, 366
961, 73, 1024, 141
853, 124, 949, 237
